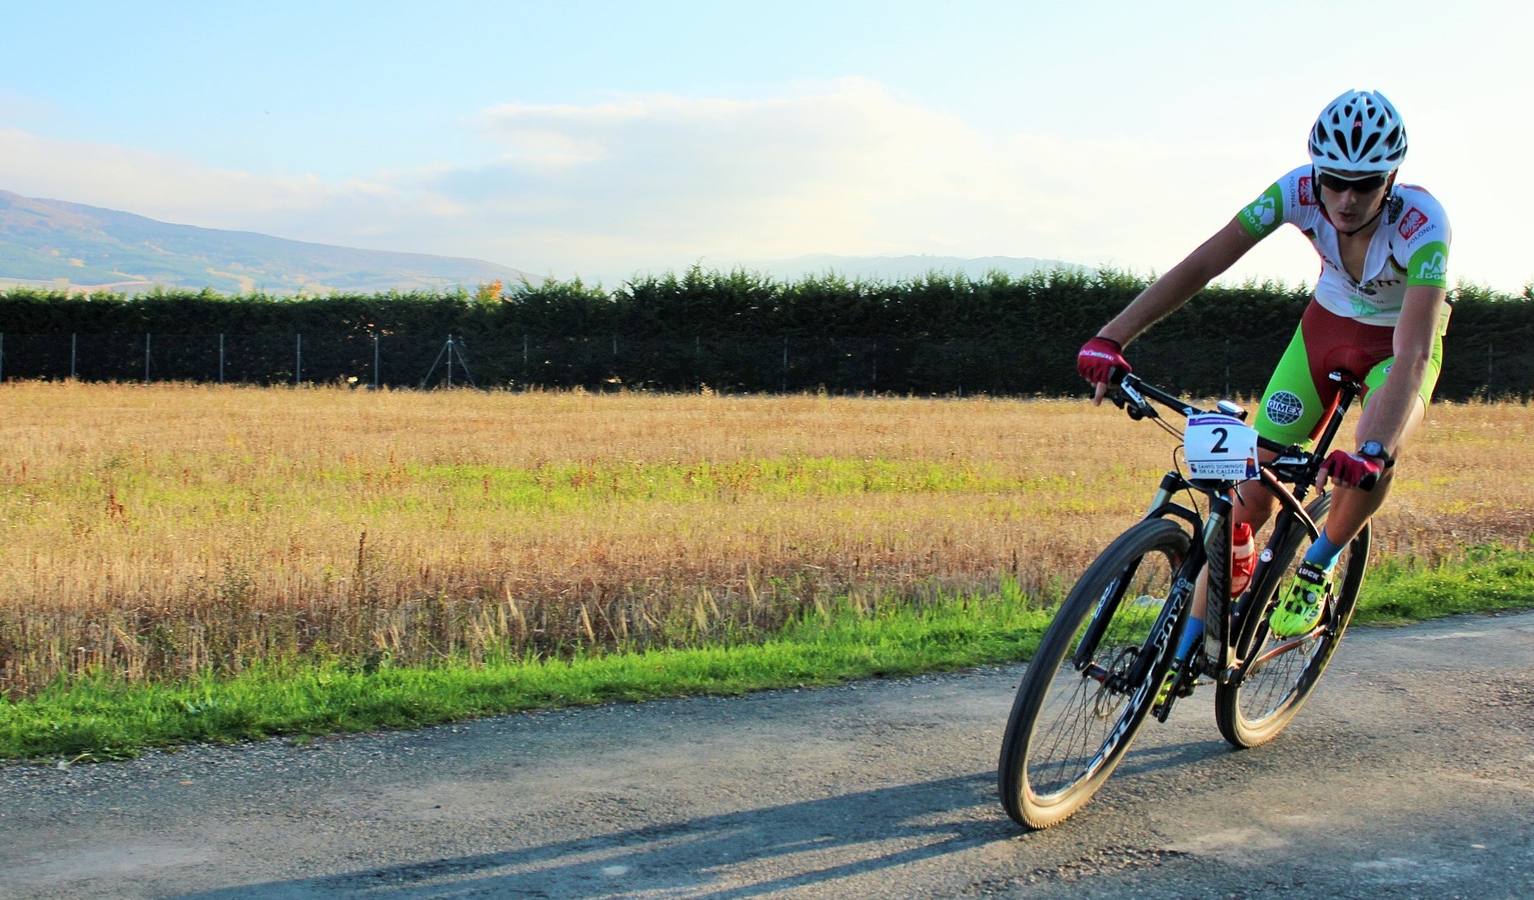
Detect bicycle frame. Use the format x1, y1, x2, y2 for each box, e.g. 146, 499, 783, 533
1098, 372, 1365, 696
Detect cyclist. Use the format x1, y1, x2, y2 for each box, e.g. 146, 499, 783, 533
1075, 89, 1450, 662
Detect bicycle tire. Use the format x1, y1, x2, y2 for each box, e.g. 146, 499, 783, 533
1214, 493, 1369, 748
999, 516, 1191, 829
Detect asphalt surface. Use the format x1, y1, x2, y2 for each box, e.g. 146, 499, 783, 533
2, 610, 1531, 898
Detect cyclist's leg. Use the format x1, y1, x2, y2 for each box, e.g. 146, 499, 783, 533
1322, 401, 1421, 542
1188, 458, 1279, 617
1317, 337, 1444, 547
1184, 317, 1328, 645
1270, 330, 1444, 636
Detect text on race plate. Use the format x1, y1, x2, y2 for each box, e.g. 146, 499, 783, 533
1184, 414, 1260, 482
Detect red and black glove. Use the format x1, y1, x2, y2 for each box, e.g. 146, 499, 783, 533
1318, 450, 1383, 490
1076, 336, 1129, 387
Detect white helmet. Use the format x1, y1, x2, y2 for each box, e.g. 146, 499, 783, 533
1308, 90, 1407, 174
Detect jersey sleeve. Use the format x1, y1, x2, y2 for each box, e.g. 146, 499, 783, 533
1236, 167, 1315, 240
1391, 188, 1451, 289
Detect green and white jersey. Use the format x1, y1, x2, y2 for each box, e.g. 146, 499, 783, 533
1236, 165, 1451, 327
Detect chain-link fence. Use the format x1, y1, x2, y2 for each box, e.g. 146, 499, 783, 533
0, 332, 1523, 399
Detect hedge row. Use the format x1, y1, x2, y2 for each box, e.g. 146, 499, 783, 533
1, 269, 1530, 398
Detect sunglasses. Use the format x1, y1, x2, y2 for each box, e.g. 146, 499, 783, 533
1317, 171, 1390, 194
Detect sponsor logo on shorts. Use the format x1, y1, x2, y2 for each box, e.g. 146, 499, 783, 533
1398, 207, 1428, 240
1266, 391, 1305, 427
1298, 176, 1315, 206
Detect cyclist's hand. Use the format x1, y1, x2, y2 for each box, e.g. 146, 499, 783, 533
1316, 450, 1382, 491
1077, 336, 1129, 406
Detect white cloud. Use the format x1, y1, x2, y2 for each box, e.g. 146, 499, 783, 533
459, 79, 1314, 283
2, 79, 1527, 290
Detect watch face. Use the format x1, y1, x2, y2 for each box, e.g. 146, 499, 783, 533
1360, 441, 1387, 459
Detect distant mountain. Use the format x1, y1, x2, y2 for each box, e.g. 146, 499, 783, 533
726, 253, 1087, 284
0, 190, 533, 295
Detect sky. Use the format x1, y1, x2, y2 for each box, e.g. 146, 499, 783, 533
2, 0, 1528, 290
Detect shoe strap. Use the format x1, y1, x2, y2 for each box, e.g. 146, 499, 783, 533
1295, 560, 1328, 583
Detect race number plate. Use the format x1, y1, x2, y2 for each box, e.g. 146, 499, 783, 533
1184, 414, 1259, 482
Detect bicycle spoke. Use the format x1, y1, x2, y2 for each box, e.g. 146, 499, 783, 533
1000, 516, 1192, 829
1219, 524, 1363, 748
1024, 564, 1169, 798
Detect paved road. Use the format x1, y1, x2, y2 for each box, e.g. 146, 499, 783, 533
3, 611, 1532, 898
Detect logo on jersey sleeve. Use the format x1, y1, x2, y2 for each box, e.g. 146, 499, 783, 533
1407, 240, 1449, 287
1398, 207, 1428, 240
1298, 176, 1315, 206
1238, 184, 1284, 238
1265, 391, 1305, 427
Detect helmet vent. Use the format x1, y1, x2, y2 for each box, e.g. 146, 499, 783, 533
1309, 89, 1407, 175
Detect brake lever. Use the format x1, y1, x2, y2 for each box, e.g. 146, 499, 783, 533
1114, 375, 1155, 421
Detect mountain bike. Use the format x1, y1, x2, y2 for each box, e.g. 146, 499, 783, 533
997, 370, 1371, 830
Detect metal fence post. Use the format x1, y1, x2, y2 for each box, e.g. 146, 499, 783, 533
782, 335, 788, 393
1224, 337, 1231, 398
1, 333, 5, 382
219, 333, 225, 384
144, 333, 151, 383
295, 334, 302, 386
70, 333, 77, 380
373, 334, 380, 389
522, 334, 529, 381
446, 334, 453, 388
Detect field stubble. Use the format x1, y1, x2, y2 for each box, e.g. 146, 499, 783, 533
1, 381, 1529, 697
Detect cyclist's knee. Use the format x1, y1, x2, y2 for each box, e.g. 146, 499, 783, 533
1234, 480, 1278, 529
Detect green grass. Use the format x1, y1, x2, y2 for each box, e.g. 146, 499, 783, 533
1354, 544, 1534, 624
3, 547, 1531, 762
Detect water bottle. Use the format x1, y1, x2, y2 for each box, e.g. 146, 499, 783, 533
1231, 522, 1255, 596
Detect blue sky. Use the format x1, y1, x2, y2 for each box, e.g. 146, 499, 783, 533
3, 1, 1527, 289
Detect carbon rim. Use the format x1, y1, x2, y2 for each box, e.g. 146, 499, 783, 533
1024, 544, 1180, 801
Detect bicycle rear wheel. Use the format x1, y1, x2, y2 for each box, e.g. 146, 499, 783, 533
999, 517, 1190, 829
1215, 493, 1368, 748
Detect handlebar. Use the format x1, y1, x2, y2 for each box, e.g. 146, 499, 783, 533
1114, 372, 1282, 444
1108, 371, 1375, 491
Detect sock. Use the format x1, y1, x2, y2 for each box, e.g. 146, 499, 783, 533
1175, 617, 1204, 661
1303, 531, 1345, 572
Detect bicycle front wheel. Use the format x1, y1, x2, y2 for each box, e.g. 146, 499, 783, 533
999, 517, 1191, 830
1215, 493, 1369, 748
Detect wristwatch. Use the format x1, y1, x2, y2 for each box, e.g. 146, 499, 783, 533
1357, 440, 1395, 468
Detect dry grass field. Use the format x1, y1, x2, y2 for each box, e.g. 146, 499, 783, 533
1, 381, 1530, 696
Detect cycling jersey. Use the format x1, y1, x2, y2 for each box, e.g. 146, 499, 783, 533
1235, 166, 1451, 329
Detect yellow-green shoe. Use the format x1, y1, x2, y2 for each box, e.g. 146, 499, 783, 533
1269, 561, 1333, 638
1154, 669, 1177, 706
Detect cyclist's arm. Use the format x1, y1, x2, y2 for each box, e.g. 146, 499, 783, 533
1355, 283, 1446, 454
1096, 219, 1260, 345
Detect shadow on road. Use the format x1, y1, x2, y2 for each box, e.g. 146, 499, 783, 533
1113, 735, 1231, 778
181, 735, 1235, 898
182, 772, 1010, 898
